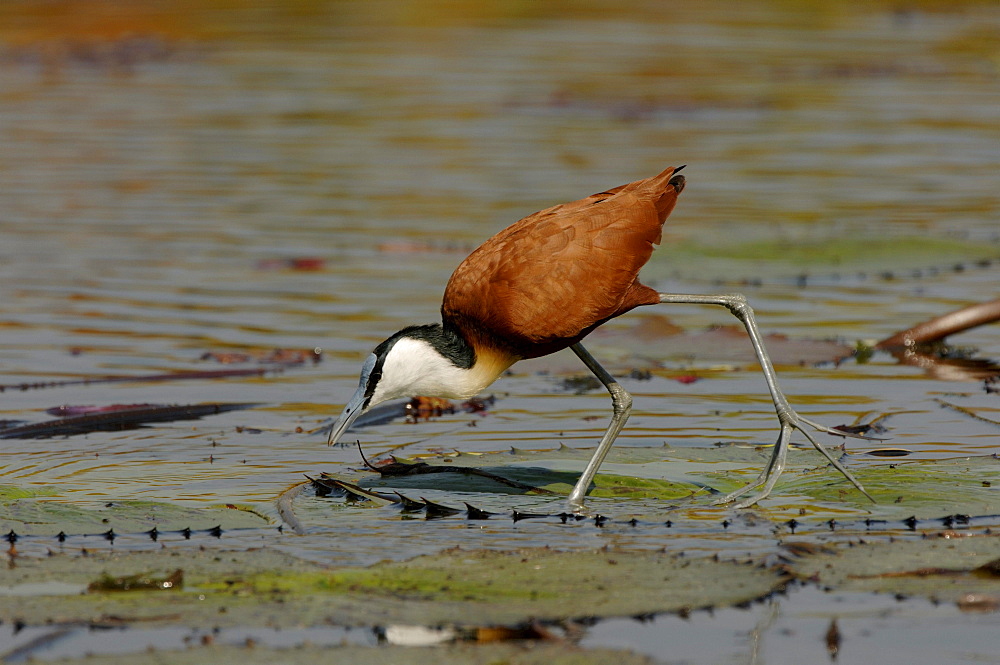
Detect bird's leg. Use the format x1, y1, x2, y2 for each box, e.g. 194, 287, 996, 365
566, 342, 633, 511
657, 292, 873, 508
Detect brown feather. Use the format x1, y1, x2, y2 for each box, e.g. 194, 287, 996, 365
443, 166, 684, 360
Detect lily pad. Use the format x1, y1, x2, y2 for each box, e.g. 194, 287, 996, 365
275, 547, 786, 622
773, 456, 1000, 519
0, 546, 785, 629
327, 445, 1000, 525
0, 643, 659, 665
654, 234, 999, 277
0, 496, 270, 535
785, 534, 1000, 603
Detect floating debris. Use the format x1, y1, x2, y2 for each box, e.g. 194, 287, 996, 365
255, 257, 326, 272
0, 368, 279, 394
88, 569, 183, 592
825, 618, 841, 659
1, 403, 259, 439
405, 396, 456, 423
201, 348, 322, 365
422, 497, 461, 519
867, 448, 912, 457
464, 503, 496, 520
395, 493, 426, 512
559, 375, 602, 394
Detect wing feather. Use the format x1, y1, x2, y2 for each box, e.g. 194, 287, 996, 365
443, 167, 684, 358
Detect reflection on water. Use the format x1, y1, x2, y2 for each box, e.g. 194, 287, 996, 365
0, 1, 998, 550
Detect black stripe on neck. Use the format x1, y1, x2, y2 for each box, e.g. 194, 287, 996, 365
374, 322, 476, 370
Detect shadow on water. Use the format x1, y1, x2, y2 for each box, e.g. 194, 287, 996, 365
0, 0, 999, 662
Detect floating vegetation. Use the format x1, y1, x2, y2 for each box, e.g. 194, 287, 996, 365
88, 569, 183, 592
0, 403, 260, 439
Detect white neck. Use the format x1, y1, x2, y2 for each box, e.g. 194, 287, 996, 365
368, 337, 511, 406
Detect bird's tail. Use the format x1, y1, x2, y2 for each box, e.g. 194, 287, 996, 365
639, 164, 686, 220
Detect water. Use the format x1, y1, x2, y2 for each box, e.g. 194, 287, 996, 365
0, 1, 998, 662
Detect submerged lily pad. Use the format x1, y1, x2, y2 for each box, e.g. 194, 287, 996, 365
0, 496, 270, 535
289, 547, 786, 622
0, 403, 260, 439
0, 546, 785, 630
785, 534, 1000, 603
0, 643, 659, 665
656, 234, 998, 275
773, 456, 1000, 519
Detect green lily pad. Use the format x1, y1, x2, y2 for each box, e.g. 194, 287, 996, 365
0, 495, 270, 535
0, 546, 785, 629
0, 485, 60, 500
785, 534, 1000, 602
0, 643, 658, 665
292, 547, 784, 621
586, 473, 706, 499
335, 445, 1000, 525
774, 456, 1000, 518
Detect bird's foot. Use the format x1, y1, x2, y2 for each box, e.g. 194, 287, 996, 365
565, 495, 600, 517
712, 410, 875, 509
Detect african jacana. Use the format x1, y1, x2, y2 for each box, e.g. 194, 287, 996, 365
327, 166, 871, 509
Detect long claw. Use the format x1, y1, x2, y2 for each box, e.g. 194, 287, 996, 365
713, 413, 874, 508
797, 415, 885, 442
726, 425, 792, 509
797, 423, 875, 503
712, 476, 765, 506
712, 447, 775, 505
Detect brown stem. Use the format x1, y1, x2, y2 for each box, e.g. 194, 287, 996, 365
875, 298, 1000, 350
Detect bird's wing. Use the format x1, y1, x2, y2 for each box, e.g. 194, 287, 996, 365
443, 167, 683, 358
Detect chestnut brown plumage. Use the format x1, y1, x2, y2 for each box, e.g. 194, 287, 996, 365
327, 166, 871, 509
444, 167, 678, 361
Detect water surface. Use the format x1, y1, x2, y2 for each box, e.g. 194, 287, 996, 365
0, 1, 998, 662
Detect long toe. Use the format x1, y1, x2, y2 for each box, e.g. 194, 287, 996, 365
713, 423, 792, 508
798, 415, 884, 442
712, 476, 767, 505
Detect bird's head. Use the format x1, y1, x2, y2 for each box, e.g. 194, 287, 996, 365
326, 324, 481, 446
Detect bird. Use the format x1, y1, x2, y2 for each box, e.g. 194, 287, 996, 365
326, 166, 872, 509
